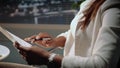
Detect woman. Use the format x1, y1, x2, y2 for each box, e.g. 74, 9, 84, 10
14, 0, 120, 68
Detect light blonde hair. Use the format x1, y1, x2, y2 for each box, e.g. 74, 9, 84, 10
80, 0, 105, 30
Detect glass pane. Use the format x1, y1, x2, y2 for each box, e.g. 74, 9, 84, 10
0, 0, 81, 24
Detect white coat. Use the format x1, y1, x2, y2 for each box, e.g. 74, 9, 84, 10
58, 0, 120, 68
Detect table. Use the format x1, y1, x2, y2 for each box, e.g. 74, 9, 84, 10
0, 41, 27, 64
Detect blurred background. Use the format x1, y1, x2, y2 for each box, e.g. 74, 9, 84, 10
0, 0, 85, 24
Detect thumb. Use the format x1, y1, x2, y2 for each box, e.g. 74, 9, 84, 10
17, 44, 31, 52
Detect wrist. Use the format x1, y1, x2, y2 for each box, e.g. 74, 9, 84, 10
48, 53, 57, 62
54, 36, 66, 47
47, 53, 62, 68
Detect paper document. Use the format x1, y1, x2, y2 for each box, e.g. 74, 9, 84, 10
0, 26, 58, 52
0, 26, 32, 47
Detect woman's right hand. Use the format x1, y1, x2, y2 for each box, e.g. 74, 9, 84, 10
24, 32, 56, 48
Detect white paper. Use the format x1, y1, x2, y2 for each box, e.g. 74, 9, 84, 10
0, 26, 32, 47
0, 26, 58, 52
0, 26, 15, 42
8, 31, 32, 47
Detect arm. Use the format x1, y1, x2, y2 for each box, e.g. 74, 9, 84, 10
53, 36, 66, 47
34, 32, 67, 48
24, 32, 67, 48
14, 42, 63, 68
61, 1, 120, 68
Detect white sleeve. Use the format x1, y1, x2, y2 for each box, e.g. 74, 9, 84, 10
61, 1, 120, 68
57, 29, 70, 38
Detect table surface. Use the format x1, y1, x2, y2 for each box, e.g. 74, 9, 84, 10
0, 41, 27, 64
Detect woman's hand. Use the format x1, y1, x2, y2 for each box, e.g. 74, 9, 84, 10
14, 42, 50, 65
24, 32, 56, 48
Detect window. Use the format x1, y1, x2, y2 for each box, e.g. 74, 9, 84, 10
0, 0, 81, 24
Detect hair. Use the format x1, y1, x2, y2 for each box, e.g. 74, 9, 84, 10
80, 0, 105, 30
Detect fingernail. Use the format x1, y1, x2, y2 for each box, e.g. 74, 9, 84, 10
46, 44, 49, 47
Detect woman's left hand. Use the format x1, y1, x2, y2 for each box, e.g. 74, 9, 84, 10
13, 42, 50, 65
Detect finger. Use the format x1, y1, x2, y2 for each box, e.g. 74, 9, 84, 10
13, 41, 20, 48
45, 44, 49, 47
13, 41, 29, 51
41, 41, 47, 47
36, 32, 51, 39
31, 39, 36, 43
35, 32, 43, 39
42, 40, 50, 47
41, 40, 47, 45
19, 50, 27, 57
17, 45, 30, 52
36, 35, 42, 40
42, 39, 52, 44
24, 35, 36, 41
18, 50, 27, 60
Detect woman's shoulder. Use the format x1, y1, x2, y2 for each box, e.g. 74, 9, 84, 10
101, 0, 120, 12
